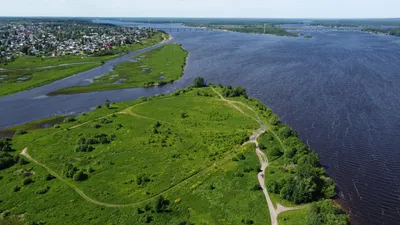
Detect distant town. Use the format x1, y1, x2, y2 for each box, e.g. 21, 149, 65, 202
0, 20, 157, 63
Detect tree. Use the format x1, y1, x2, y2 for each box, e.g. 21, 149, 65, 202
193, 77, 206, 87
104, 99, 110, 108
155, 195, 170, 213
73, 171, 88, 181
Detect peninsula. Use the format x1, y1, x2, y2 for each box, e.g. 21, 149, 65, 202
0, 80, 348, 225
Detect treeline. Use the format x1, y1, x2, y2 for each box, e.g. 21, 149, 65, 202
262, 122, 336, 204
362, 28, 400, 37
0, 138, 17, 170
307, 200, 349, 225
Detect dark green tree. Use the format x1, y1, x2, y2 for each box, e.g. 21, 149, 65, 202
193, 77, 206, 87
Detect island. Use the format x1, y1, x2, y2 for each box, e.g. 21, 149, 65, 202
48, 43, 188, 95
0, 19, 168, 96
0, 79, 349, 225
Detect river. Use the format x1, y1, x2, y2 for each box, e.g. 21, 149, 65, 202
1, 21, 400, 225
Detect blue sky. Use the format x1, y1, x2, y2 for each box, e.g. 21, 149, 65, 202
3, 0, 399, 18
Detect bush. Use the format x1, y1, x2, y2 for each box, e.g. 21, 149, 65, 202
104, 99, 110, 108
73, 171, 88, 181
13, 186, 21, 192
22, 177, 33, 185
100, 118, 112, 124
75, 144, 94, 152
63, 163, 78, 178
15, 130, 27, 135
63, 117, 76, 123
193, 77, 206, 87
306, 200, 349, 225
19, 158, 29, 165
269, 147, 283, 157
251, 184, 262, 191
222, 86, 248, 98
115, 124, 123, 130
0, 152, 16, 170
267, 180, 281, 194
155, 195, 170, 213
35, 186, 50, 194
92, 124, 101, 129
44, 174, 55, 181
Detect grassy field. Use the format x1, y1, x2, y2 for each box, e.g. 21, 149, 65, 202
49, 44, 188, 95
0, 32, 167, 97
0, 85, 347, 224
277, 207, 308, 225
0, 86, 272, 224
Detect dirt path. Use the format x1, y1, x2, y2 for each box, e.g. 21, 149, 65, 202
211, 87, 306, 225
20, 148, 123, 207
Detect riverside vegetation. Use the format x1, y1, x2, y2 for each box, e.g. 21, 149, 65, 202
0, 32, 168, 97
50, 44, 188, 95
0, 78, 348, 225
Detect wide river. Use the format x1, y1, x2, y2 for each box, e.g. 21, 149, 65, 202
1, 22, 400, 225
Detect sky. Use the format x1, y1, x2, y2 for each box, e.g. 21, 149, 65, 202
2, 0, 400, 18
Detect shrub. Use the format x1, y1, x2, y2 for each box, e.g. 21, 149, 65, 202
13, 186, 21, 192
193, 77, 206, 87
0, 152, 16, 170
53, 124, 60, 128
267, 180, 281, 194
251, 184, 262, 191
15, 130, 28, 135
63, 163, 78, 178
22, 177, 33, 185
136, 174, 151, 186
36, 186, 50, 194
269, 147, 283, 157
241, 219, 254, 224
63, 117, 76, 123
100, 118, 112, 124
75, 144, 94, 152
180, 112, 188, 118
96, 105, 102, 109
44, 174, 55, 181
155, 195, 170, 213
19, 158, 29, 165
73, 171, 88, 181
115, 124, 123, 130
104, 99, 110, 108
92, 124, 101, 129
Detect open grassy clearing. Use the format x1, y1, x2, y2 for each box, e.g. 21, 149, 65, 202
0, 32, 167, 96
277, 207, 308, 225
50, 44, 188, 95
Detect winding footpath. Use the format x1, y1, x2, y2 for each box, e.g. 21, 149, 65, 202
211, 87, 305, 225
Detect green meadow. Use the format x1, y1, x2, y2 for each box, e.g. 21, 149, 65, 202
50, 44, 188, 95
0, 85, 348, 224
0, 32, 167, 97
